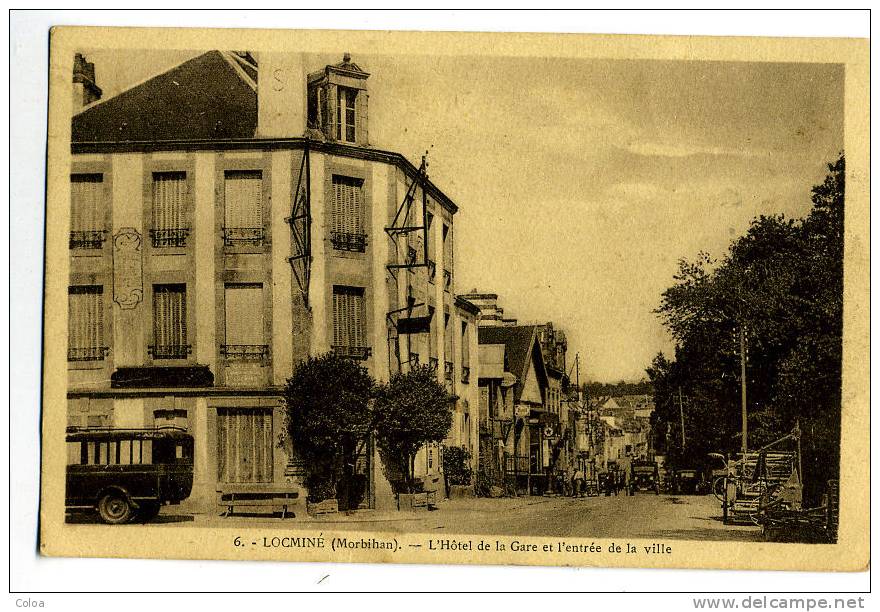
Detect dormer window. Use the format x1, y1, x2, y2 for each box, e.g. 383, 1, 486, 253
307, 53, 370, 146
337, 87, 357, 143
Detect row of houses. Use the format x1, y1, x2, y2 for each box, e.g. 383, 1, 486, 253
64, 50, 651, 513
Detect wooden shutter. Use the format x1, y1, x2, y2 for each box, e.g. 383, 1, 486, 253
217, 408, 273, 483
68, 286, 103, 351
224, 170, 263, 230
333, 287, 365, 348
152, 172, 187, 231
70, 174, 103, 233
332, 176, 363, 236
153, 285, 187, 349
224, 284, 264, 345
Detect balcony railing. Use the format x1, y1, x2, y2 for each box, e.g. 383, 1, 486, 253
148, 344, 192, 360
67, 346, 109, 362
461, 365, 470, 384
221, 344, 269, 361
330, 231, 367, 252
332, 345, 372, 361
444, 360, 454, 381
443, 269, 452, 291
69, 230, 107, 250
223, 227, 264, 247
429, 357, 439, 371
150, 228, 190, 248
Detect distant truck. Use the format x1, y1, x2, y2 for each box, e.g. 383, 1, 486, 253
630, 460, 660, 494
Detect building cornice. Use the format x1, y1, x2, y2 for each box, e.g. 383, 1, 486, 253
71, 137, 459, 214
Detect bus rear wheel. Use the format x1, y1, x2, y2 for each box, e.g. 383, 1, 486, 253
97, 492, 133, 524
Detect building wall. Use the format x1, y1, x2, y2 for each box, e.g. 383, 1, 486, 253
67, 145, 472, 513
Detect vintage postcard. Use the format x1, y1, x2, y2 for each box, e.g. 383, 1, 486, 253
40, 25, 869, 571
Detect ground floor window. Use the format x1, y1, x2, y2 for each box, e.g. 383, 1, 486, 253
216, 407, 273, 483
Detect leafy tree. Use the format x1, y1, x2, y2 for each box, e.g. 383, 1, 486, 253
374, 365, 453, 493
281, 353, 375, 503
649, 154, 844, 504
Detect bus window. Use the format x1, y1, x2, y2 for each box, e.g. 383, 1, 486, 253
86, 442, 97, 465
67, 442, 81, 465
109, 440, 118, 464
98, 441, 108, 464
120, 440, 131, 465
142, 440, 152, 464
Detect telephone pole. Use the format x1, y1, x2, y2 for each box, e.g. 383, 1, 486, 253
739, 325, 748, 456
678, 386, 686, 449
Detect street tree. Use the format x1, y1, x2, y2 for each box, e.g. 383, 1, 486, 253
649, 154, 844, 504
281, 353, 375, 503
374, 364, 453, 493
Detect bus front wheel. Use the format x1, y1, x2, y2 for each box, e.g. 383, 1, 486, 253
97, 492, 133, 524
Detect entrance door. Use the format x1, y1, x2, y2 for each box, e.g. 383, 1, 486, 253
216, 407, 273, 483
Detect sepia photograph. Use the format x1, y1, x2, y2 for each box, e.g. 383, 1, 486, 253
36, 21, 869, 574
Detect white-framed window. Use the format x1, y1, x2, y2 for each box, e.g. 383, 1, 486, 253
223, 170, 264, 246
336, 87, 357, 143
68, 285, 106, 361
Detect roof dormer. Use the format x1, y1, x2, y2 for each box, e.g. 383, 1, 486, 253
307, 53, 370, 146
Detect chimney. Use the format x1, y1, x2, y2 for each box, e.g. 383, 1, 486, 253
256, 52, 307, 138
72, 53, 102, 112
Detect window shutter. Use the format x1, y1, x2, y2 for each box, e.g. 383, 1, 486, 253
70, 174, 103, 233
224, 284, 264, 345
224, 170, 263, 230
154, 285, 187, 349
356, 91, 368, 145
152, 172, 187, 231
68, 286, 103, 351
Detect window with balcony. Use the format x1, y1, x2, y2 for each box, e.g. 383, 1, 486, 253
70, 174, 106, 249
150, 284, 189, 359
223, 170, 264, 246
461, 320, 470, 383
444, 313, 453, 383
151, 172, 189, 248
442, 223, 452, 291
337, 87, 357, 143
332, 286, 370, 360
330, 175, 366, 252
222, 284, 268, 360
68, 286, 107, 361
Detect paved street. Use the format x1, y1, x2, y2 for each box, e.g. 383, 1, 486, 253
120, 493, 761, 542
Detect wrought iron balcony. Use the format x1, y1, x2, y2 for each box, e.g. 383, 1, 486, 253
220, 344, 269, 361
148, 344, 191, 360
332, 345, 372, 361
330, 231, 367, 252
429, 357, 439, 371
223, 227, 264, 247
69, 230, 107, 250
444, 360, 454, 381
443, 269, 452, 291
461, 365, 470, 384
150, 228, 190, 248
67, 346, 109, 362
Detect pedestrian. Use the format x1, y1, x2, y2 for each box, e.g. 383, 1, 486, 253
573, 467, 584, 498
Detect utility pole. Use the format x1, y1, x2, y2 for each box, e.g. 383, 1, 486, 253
739, 325, 748, 456
678, 387, 686, 449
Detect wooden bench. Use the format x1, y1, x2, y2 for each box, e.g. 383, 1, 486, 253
217, 484, 301, 519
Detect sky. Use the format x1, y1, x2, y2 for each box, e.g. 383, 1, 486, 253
81, 49, 844, 382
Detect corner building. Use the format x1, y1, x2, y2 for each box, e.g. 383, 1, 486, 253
66, 51, 479, 512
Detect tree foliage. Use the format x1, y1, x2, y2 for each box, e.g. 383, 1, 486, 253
281, 353, 375, 502
649, 154, 844, 505
374, 365, 453, 492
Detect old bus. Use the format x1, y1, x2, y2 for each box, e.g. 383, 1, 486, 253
65, 427, 194, 523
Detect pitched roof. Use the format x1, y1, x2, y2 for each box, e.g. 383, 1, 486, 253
72, 51, 257, 142
478, 325, 548, 402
